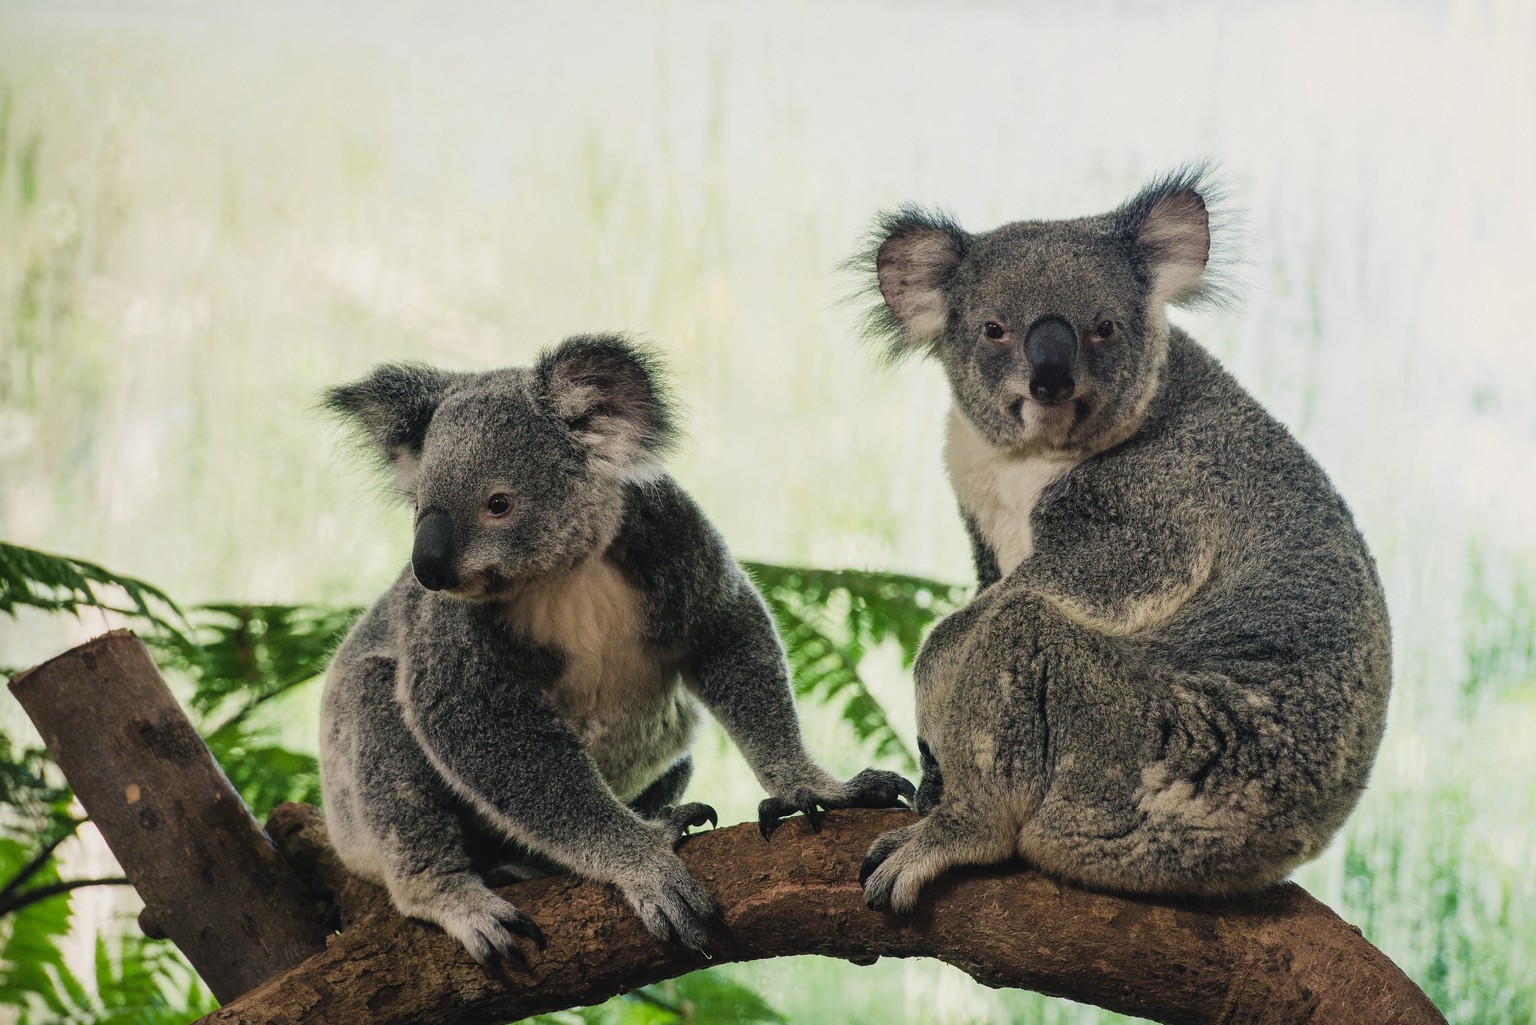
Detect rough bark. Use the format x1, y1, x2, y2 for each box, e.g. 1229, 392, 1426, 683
200, 803, 1445, 1025
7, 630, 328, 1002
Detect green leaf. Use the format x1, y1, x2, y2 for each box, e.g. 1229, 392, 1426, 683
0, 836, 73, 1015
203, 725, 322, 820
0, 541, 191, 647
524, 969, 786, 1025
665, 969, 787, 1024
150, 602, 361, 732
745, 562, 965, 770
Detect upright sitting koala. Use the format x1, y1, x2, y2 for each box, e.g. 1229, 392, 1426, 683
855, 169, 1391, 913
320, 335, 912, 965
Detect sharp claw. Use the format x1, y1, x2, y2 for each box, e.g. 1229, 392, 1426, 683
858, 854, 879, 886
679, 802, 717, 829
758, 797, 791, 840
896, 776, 917, 801
473, 929, 530, 973
501, 909, 546, 949
803, 802, 823, 832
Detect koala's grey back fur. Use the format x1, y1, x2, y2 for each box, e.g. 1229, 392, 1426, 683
855, 169, 1391, 912
319, 335, 911, 966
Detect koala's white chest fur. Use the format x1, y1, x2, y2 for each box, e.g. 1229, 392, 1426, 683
504, 555, 694, 798
944, 408, 1078, 577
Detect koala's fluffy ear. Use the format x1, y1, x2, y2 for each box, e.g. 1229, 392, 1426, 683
860, 206, 967, 359
535, 335, 679, 483
1118, 166, 1224, 310
324, 363, 460, 495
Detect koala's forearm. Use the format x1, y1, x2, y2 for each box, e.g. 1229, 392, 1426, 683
398, 672, 659, 881
685, 592, 826, 791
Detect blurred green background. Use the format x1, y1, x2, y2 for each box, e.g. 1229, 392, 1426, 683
2, 0, 1533, 1022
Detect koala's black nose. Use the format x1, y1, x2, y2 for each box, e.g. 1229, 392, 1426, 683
1025, 316, 1078, 403
412, 509, 459, 592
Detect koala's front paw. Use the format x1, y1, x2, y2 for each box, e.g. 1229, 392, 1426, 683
652, 802, 718, 847
616, 854, 718, 952
840, 767, 918, 810
757, 767, 916, 839
437, 888, 547, 970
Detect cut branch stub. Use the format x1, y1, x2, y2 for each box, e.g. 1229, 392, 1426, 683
203, 804, 1445, 1025
8, 630, 327, 1003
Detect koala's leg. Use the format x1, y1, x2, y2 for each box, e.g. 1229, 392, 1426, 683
629, 755, 693, 819
880, 586, 1305, 906
913, 738, 944, 816
862, 595, 1056, 912
1019, 663, 1319, 897
342, 672, 544, 968
865, 587, 1151, 913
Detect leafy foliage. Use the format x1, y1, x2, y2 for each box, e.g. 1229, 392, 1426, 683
745, 562, 966, 769
526, 970, 785, 1025
151, 602, 362, 817
0, 542, 189, 657
153, 603, 361, 732
0, 734, 76, 848
0, 933, 218, 1025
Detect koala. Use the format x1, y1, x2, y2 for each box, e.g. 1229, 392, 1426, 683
318, 335, 912, 966
853, 169, 1391, 914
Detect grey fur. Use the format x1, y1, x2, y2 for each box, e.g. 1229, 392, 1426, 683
853, 170, 1391, 914
319, 334, 911, 966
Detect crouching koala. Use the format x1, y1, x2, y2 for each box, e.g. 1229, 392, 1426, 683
854, 169, 1391, 913
319, 335, 912, 966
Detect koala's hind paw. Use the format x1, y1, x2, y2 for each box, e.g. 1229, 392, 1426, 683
618, 857, 719, 953
440, 891, 546, 971
859, 823, 935, 916
658, 802, 719, 846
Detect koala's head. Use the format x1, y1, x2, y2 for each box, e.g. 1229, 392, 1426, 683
861, 167, 1225, 454
326, 335, 677, 599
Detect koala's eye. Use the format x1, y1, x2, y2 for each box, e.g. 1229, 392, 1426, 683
983, 321, 1009, 342
486, 493, 515, 518
1090, 319, 1117, 345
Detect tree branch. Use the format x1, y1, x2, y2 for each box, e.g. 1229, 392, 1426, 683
0, 825, 81, 903
8, 633, 1445, 1025
7, 630, 327, 1002
0, 876, 131, 917
201, 803, 1444, 1025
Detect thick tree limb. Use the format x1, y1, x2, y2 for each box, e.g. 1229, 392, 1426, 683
7, 630, 327, 1001
9, 633, 1444, 1024
202, 803, 1444, 1025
